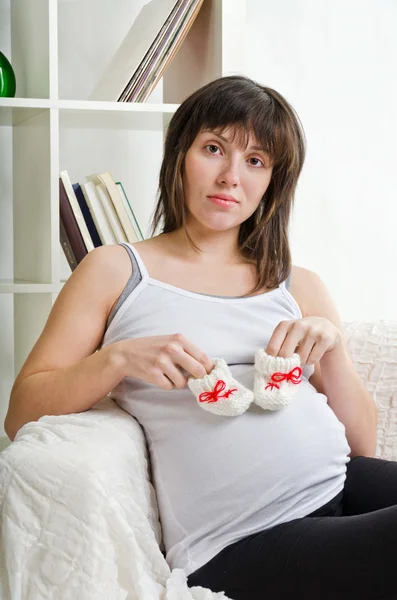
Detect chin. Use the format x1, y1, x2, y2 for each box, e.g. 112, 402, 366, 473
199, 218, 241, 232
186, 206, 244, 232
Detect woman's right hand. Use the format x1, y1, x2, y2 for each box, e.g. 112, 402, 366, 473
112, 334, 214, 390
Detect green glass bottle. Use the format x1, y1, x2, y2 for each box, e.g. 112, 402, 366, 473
0, 51, 16, 97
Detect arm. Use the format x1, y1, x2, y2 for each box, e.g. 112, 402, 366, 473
4, 245, 130, 442
5, 346, 126, 442
296, 267, 378, 458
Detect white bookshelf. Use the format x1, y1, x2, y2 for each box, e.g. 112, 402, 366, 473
0, 0, 246, 445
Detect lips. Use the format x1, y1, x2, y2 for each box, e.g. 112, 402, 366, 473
208, 195, 238, 208
208, 194, 238, 202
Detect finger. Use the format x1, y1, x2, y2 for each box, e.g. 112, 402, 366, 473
164, 364, 188, 389
265, 322, 290, 356
306, 338, 330, 365
202, 356, 215, 373
152, 352, 188, 388
162, 336, 209, 378
267, 321, 298, 358
280, 319, 317, 361
177, 337, 214, 376
151, 368, 175, 390
278, 329, 303, 359
177, 353, 209, 379
296, 338, 316, 366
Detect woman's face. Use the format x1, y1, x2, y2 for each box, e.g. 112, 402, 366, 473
182, 126, 273, 233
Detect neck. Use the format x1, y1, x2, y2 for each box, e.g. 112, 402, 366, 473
161, 227, 244, 266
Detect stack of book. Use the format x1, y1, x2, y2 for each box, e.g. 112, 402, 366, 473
59, 170, 144, 271
89, 0, 204, 103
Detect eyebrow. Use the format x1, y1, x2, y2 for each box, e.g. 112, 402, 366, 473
202, 130, 267, 154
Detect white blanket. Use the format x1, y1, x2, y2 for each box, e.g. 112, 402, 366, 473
0, 398, 231, 600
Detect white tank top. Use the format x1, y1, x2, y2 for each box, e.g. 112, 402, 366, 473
100, 243, 351, 577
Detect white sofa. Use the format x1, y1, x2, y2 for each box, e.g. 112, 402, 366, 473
1, 320, 397, 600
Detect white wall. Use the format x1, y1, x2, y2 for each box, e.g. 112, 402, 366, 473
246, 0, 397, 321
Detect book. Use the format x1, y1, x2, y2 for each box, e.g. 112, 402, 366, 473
72, 183, 102, 247
119, 0, 190, 101
59, 177, 88, 266
122, 0, 204, 103
89, 0, 203, 103
116, 181, 144, 241
59, 216, 78, 271
96, 183, 128, 243
80, 181, 118, 245
89, 0, 179, 102
86, 172, 139, 243
60, 170, 94, 252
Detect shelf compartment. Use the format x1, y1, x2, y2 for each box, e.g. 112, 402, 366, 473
58, 123, 164, 250
0, 280, 63, 294
13, 110, 53, 285
0, 100, 51, 126
58, 101, 178, 131
11, 0, 50, 99
14, 293, 55, 376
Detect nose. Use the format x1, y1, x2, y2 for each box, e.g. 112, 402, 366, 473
216, 158, 240, 188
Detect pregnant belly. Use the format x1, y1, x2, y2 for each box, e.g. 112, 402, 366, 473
131, 374, 350, 536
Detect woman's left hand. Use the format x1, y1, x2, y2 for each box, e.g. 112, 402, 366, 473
265, 317, 343, 366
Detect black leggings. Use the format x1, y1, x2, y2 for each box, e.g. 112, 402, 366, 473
187, 457, 397, 600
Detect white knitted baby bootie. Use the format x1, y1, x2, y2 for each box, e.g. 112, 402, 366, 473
253, 350, 303, 411
188, 358, 254, 417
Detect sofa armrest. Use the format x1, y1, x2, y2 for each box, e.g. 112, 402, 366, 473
18, 395, 164, 546
0, 396, 173, 599
342, 320, 397, 460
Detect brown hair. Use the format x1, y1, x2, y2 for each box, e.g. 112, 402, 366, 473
150, 75, 306, 296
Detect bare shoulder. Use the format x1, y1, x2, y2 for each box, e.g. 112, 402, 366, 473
129, 237, 173, 274
92, 243, 132, 270
289, 265, 340, 323
104, 237, 166, 281
96, 240, 164, 278
58, 244, 135, 323
102, 239, 168, 315
289, 265, 319, 318
129, 237, 166, 261
91, 243, 137, 315
89, 244, 132, 289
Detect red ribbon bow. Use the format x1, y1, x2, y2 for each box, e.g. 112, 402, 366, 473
265, 366, 303, 390
199, 379, 238, 404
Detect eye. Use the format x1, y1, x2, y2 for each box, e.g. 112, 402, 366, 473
248, 157, 264, 168
204, 144, 221, 154
204, 144, 266, 168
